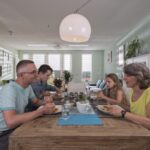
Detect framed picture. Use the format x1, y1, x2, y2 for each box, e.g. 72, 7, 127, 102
107, 51, 112, 63
0, 66, 2, 77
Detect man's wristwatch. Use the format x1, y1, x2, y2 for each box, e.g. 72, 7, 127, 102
121, 110, 127, 118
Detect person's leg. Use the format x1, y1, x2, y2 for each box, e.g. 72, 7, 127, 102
0, 129, 15, 150
0, 133, 10, 150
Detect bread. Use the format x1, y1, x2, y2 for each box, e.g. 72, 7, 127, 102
102, 105, 111, 111
53, 107, 58, 113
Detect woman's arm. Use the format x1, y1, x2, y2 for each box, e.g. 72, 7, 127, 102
125, 111, 150, 129
109, 102, 150, 129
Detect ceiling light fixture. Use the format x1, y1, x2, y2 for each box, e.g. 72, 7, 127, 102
69, 44, 88, 47
27, 44, 48, 47
59, 0, 92, 43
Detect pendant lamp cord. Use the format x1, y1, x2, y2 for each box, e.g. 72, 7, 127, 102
74, 0, 92, 13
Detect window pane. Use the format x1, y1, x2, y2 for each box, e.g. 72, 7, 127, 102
48, 54, 60, 70
82, 54, 92, 81
33, 54, 45, 69
118, 45, 124, 65
63, 54, 71, 71
48, 54, 60, 77
23, 54, 30, 59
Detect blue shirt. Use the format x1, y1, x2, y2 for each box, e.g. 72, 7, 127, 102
0, 81, 36, 131
31, 80, 56, 99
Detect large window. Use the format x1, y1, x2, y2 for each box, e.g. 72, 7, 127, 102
22, 54, 30, 60
33, 54, 45, 69
48, 54, 61, 77
21, 53, 72, 78
82, 54, 92, 81
118, 45, 124, 66
0, 48, 14, 80
63, 54, 71, 71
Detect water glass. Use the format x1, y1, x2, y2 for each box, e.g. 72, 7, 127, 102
61, 105, 70, 120
85, 104, 92, 113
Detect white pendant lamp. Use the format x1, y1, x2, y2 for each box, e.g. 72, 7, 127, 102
59, 13, 91, 43
59, 0, 91, 43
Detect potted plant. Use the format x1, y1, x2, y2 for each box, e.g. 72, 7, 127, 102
125, 38, 141, 59
63, 70, 73, 84
78, 92, 90, 103
63, 70, 73, 92
78, 92, 87, 102
76, 92, 91, 113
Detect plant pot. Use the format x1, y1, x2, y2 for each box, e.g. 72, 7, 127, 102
76, 101, 90, 114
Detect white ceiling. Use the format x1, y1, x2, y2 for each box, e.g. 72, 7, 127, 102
0, 0, 150, 51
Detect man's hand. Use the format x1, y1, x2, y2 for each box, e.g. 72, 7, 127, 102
43, 91, 51, 96
38, 103, 55, 115
44, 95, 53, 103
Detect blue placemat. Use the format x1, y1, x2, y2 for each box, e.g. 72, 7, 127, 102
58, 114, 103, 126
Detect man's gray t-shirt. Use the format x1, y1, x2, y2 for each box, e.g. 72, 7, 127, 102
0, 81, 36, 132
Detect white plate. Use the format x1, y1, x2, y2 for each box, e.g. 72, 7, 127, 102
38, 105, 62, 114
49, 91, 56, 95
90, 95, 97, 99
96, 105, 123, 114
52, 105, 62, 114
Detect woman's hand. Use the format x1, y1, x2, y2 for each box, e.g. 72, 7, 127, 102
108, 107, 123, 117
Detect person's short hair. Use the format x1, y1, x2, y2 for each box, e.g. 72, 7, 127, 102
16, 60, 34, 74
124, 63, 150, 89
38, 64, 53, 74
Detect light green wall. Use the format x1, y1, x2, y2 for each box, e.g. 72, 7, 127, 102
117, 15, 150, 55
71, 52, 81, 82
92, 51, 104, 82
104, 15, 150, 76
19, 50, 105, 83
104, 46, 117, 75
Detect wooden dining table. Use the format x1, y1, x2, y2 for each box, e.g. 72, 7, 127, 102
9, 111, 150, 150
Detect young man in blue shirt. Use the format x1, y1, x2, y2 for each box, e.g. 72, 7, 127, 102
27, 64, 61, 111
31, 64, 57, 100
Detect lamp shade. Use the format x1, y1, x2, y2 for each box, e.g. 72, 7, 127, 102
59, 13, 91, 43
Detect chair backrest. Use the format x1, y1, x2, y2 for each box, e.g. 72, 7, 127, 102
96, 80, 102, 87
97, 80, 106, 90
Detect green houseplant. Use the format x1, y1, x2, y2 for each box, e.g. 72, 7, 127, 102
125, 38, 141, 59
78, 92, 86, 102
62, 70, 73, 92
63, 70, 73, 84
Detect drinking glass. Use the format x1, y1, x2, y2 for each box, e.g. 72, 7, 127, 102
61, 104, 70, 120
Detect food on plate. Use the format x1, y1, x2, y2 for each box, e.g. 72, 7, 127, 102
53, 107, 58, 113
38, 104, 61, 114
102, 105, 112, 112
97, 105, 123, 114
45, 102, 55, 107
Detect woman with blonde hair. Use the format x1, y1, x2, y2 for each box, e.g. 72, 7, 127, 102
108, 63, 150, 129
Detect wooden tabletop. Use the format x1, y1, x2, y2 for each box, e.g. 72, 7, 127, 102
9, 114, 150, 150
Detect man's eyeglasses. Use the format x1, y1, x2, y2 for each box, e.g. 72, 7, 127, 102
21, 70, 37, 74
